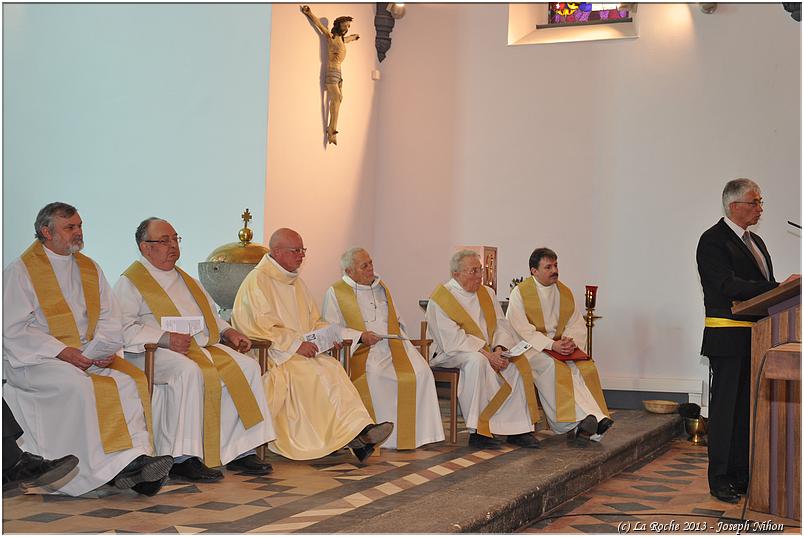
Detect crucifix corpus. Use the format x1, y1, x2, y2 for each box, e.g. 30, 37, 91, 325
301, 5, 359, 146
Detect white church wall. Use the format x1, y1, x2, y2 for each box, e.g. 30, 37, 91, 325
265, 3, 381, 299
3, 4, 272, 281
373, 3, 801, 406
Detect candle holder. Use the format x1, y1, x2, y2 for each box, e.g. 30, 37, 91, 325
583, 285, 602, 357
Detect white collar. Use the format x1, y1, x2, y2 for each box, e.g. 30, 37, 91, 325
532, 275, 555, 290
724, 216, 749, 238
446, 278, 476, 297
342, 274, 381, 290
139, 255, 175, 274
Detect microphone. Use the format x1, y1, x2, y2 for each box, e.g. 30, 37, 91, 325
787, 221, 801, 229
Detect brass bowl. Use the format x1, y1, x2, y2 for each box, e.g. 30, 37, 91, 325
684, 417, 707, 445
642, 399, 680, 414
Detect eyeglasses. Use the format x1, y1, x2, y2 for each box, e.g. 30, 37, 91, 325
144, 236, 182, 246
732, 200, 764, 208
460, 267, 483, 275
277, 247, 307, 255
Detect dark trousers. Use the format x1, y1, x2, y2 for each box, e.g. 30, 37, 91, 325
707, 352, 751, 488
3, 399, 24, 470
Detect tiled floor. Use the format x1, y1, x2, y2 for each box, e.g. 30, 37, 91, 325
522, 439, 801, 534
2, 399, 537, 534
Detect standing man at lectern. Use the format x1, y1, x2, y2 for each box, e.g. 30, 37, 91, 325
696, 178, 799, 504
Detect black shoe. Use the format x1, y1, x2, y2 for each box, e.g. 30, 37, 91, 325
132, 475, 168, 496
351, 444, 376, 463
710, 484, 740, 504
506, 433, 540, 448
731, 477, 748, 495
349, 422, 395, 449
597, 417, 614, 436
571, 415, 598, 441
169, 457, 223, 483
113, 455, 173, 490
468, 433, 503, 449
4, 452, 79, 489
226, 454, 273, 476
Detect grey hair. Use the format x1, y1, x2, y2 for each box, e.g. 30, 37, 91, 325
340, 247, 367, 273
34, 202, 77, 242
450, 249, 480, 275
135, 217, 165, 248
722, 178, 760, 215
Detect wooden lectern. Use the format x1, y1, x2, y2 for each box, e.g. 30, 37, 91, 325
732, 279, 801, 520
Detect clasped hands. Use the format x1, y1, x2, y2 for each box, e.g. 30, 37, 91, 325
166, 328, 252, 354
551, 336, 577, 356
481, 347, 509, 372
57, 347, 114, 370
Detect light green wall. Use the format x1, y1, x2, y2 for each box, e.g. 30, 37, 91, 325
3, 3, 271, 283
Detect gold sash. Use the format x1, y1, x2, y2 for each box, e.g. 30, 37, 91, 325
430, 285, 539, 436
517, 278, 609, 422
20, 241, 153, 453
333, 280, 416, 448
123, 261, 264, 467
704, 317, 754, 328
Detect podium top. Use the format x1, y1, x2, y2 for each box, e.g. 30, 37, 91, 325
732, 278, 801, 317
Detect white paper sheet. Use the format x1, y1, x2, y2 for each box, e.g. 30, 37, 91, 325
501, 340, 532, 358
160, 316, 205, 336
82, 336, 123, 360
347, 333, 411, 355
303, 324, 343, 353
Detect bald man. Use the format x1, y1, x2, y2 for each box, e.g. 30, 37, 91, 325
232, 228, 392, 462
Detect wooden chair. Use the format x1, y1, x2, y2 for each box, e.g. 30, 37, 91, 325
419, 321, 460, 444
143, 338, 274, 459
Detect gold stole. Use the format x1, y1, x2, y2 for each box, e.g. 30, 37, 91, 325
517, 278, 609, 422
20, 241, 153, 454
332, 279, 416, 449
430, 285, 539, 437
123, 261, 264, 467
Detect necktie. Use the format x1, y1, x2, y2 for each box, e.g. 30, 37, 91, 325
742, 231, 769, 280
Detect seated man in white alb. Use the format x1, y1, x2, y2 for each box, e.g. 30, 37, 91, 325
507, 247, 612, 441
425, 250, 541, 449
322, 247, 445, 450
114, 218, 275, 481
4, 202, 173, 497
232, 228, 393, 462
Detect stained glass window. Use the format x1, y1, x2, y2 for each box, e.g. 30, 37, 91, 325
547, 3, 631, 26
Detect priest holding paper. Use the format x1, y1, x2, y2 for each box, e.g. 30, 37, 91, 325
3, 202, 173, 496
426, 249, 541, 449
322, 247, 444, 450
507, 247, 612, 441
232, 228, 393, 462
114, 218, 275, 480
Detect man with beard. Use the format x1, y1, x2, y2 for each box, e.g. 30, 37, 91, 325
3, 202, 172, 496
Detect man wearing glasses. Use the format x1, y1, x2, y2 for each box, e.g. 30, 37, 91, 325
115, 218, 275, 482
232, 228, 393, 462
696, 178, 799, 503
425, 250, 541, 449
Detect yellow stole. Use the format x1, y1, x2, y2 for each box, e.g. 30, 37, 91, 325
122, 261, 264, 467
430, 285, 540, 437
20, 241, 153, 454
332, 279, 416, 449
517, 278, 609, 422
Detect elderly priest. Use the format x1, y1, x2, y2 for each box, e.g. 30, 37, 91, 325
506, 248, 612, 442
322, 247, 444, 450
232, 228, 393, 462
114, 218, 275, 480
426, 249, 541, 449
3, 202, 173, 496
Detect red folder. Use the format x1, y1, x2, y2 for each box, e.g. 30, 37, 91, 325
544, 348, 590, 361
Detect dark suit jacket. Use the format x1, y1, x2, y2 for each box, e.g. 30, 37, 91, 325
696, 218, 778, 357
